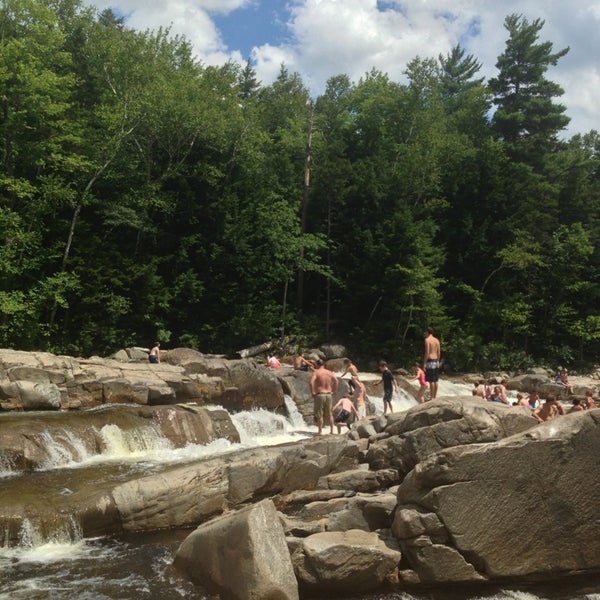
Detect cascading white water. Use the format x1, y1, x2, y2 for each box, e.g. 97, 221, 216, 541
284, 394, 307, 428
36, 430, 94, 471
231, 401, 315, 447
98, 423, 174, 456
367, 388, 418, 415
18, 516, 83, 550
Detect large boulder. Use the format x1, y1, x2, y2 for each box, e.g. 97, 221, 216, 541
174, 499, 299, 600
392, 410, 600, 583
0, 380, 62, 410
110, 435, 356, 533
291, 491, 397, 533
505, 373, 550, 393
319, 344, 347, 359
292, 529, 401, 594
366, 397, 536, 476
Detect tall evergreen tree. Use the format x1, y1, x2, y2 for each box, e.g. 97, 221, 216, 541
488, 14, 570, 166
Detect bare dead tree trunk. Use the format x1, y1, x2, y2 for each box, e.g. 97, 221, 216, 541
297, 99, 314, 314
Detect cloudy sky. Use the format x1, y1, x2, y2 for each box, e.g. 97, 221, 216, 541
83, 0, 600, 138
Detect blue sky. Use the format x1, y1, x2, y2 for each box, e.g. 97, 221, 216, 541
84, 0, 600, 137
212, 2, 290, 61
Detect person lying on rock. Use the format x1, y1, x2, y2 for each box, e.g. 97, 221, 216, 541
532, 395, 565, 423
332, 392, 359, 434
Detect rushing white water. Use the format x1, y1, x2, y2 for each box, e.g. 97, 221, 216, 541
231, 396, 316, 446
0, 402, 316, 480
367, 388, 418, 415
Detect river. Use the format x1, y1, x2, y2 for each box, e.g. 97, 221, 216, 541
1, 380, 593, 599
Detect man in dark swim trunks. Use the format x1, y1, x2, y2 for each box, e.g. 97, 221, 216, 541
423, 327, 441, 399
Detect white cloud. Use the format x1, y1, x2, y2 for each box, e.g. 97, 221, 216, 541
83, 0, 600, 136
87, 0, 248, 63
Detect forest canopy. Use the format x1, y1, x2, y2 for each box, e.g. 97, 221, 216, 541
1, 0, 599, 371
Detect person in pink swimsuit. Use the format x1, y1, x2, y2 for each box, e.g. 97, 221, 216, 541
411, 362, 429, 403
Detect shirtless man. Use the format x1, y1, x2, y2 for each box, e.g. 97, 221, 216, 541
532, 396, 565, 423
342, 358, 359, 391
568, 398, 584, 413
423, 327, 441, 400
332, 393, 360, 434
294, 354, 315, 371
351, 376, 367, 419
310, 360, 338, 435
149, 342, 161, 364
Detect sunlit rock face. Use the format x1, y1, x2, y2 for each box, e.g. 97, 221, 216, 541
0, 348, 287, 411
393, 410, 600, 583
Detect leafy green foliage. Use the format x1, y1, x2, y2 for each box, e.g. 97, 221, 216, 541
0, 3, 598, 371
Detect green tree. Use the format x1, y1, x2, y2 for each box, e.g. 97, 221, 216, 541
488, 14, 570, 166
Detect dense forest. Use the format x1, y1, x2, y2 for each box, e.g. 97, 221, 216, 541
1, 0, 599, 371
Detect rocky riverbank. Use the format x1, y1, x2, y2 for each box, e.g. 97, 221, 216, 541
2, 348, 600, 599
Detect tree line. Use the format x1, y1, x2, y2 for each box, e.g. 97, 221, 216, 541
1, 0, 599, 371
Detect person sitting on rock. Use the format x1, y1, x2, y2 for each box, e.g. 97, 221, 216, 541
483, 380, 493, 401
294, 354, 315, 371
472, 381, 485, 399
267, 353, 281, 368
527, 391, 540, 410
489, 385, 510, 405
332, 392, 359, 434
558, 369, 574, 394
532, 395, 565, 423
516, 393, 530, 408
584, 390, 598, 409
568, 398, 584, 413
149, 342, 161, 364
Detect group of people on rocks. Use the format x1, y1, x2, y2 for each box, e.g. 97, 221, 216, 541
471, 376, 598, 422
307, 327, 443, 434
265, 328, 600, 434
308, 358, 369, 435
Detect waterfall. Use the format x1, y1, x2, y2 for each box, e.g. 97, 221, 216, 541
98, 423, 174, 456
36, 430, 94, 471
367, 388, 418, 415
231, 399, 314, 446
18, 516, 83, 550
284, 394, 307, 428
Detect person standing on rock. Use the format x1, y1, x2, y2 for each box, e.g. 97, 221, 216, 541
310, 360, 338, 435
149, 342, 161, 364
410, 362, 428, 403
352, 375, 367, 419
374, 360, 398, 414
341, 358, 359, 391
423, 327, 441, 400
